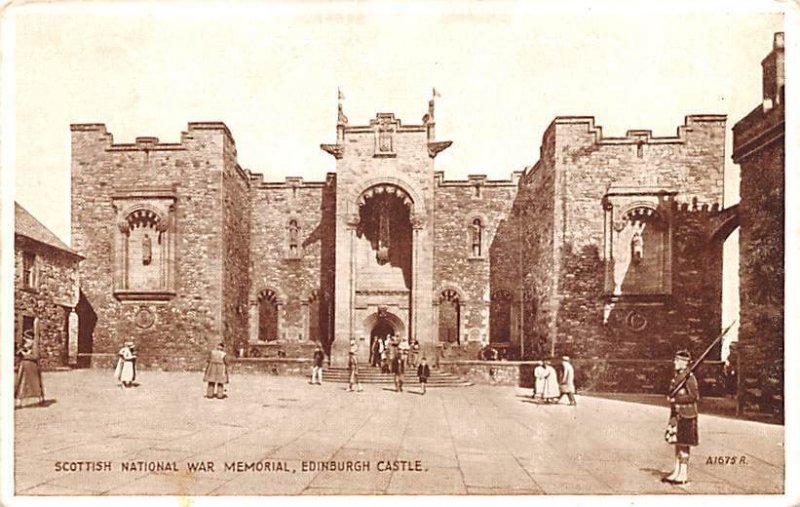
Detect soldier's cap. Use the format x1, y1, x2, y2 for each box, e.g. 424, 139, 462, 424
562, 356, 570, 361
124, 341, 134, 347
674, 349, 691, 361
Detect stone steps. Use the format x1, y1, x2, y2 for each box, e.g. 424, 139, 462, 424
315, 366, 472, 387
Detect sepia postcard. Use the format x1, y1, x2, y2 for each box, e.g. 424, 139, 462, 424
1, 1, 796, 505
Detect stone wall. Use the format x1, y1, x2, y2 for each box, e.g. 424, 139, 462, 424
14, 238, 80, 369
71, 123, 245, 369
439, 359, 727, 396
434, 173, 519, 346
248, 177, 330, 347
221, 135, 252, 355
507, 116, 727, 366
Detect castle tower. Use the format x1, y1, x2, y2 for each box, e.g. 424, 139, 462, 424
321, 94, 451, 363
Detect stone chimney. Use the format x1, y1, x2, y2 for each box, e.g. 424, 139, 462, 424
761, 32, 784, 112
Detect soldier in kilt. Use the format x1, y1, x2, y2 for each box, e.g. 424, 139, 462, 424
663, 349, 699, 485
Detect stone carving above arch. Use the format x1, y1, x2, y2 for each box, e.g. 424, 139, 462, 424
348, 175, 426, 217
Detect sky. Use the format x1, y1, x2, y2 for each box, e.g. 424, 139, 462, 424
3, 2, 786, 352
7, 2, 783, 242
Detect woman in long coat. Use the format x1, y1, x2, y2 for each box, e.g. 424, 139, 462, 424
542, 359, 561, 402
203, 342, 229, 399
532, 361, 546, 400
15, 335, 44, 406
114, 341, 137, 387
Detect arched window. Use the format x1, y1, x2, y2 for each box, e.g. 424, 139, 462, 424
308, 290, 320, 342
288, 220, 300, 257
470, 218, 483, 257
258, 289, 279, 342
490, 290, 513, 343
438, 289, 460, 344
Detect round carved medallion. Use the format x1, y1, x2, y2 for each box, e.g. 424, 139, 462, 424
625, 310, 648, 332
135, 307, 155, 329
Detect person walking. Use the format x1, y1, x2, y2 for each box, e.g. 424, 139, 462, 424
558, 356, 577, 405
542, 359, 560, 403
532, 360, 546, 401
347, 348, 363, 392
417, 357, 431, 395
311, 345, 325, 385
14, 332, 45, 407
203, 342, 229, 399
408, 340, 420, 369
663, 349, 699, 485
392, 350, 405, 392
114, 341, 137, 388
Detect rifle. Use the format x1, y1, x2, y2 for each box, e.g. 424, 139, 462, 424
668, 320, 737, 398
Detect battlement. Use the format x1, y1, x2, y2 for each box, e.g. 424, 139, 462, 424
434, 171, 523, 187
546, 114, 726, 146
70, 122, 237, 152
243, 169, 334, 189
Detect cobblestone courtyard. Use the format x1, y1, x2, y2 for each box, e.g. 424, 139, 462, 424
14, 370, 784, 496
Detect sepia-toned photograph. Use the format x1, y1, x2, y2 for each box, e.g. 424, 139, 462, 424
1, 0, 793, 503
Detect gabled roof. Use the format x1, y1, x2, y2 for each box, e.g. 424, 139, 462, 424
15, 202, 81, 257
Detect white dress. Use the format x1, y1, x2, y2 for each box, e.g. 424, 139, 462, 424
114, 346, 136, 383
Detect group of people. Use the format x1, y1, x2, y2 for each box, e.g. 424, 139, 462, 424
349, 339, 430, 394
532, 356, 576, 405
370, 334, 420, 373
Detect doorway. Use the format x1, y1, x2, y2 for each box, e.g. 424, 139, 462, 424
370, 318, 395, 369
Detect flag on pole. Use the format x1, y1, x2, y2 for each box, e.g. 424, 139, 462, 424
338, 88, 345, 101
432, 87, 441, 98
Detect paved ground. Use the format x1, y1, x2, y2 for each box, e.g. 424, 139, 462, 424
14, 370, 784, 496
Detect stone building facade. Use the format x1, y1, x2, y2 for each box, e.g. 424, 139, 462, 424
733, 33, 785, 417
491, 115, 731, 390
14, 203, 82, 370
71, 98, 729, 378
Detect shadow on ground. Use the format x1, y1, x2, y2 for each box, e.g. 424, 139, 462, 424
582, 392, 782, 425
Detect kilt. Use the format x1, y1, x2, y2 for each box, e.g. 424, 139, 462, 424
676, 415, 699, 446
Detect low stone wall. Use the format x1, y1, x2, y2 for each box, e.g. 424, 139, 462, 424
77, 353, 728, 396
229, 358, 312, 376
439, 359, 729, 396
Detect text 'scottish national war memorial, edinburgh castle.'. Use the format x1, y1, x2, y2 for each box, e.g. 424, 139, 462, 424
52, 34, 782, 412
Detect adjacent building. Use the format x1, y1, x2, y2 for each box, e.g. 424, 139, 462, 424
14, 203, 83, 369
732, 32, 785, 417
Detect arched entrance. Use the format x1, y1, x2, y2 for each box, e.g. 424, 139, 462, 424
361, 310, 406, 363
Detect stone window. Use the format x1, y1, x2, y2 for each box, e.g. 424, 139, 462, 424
22, 252, 36, 290
112, 187, 177, 302
490, 290, 513, 343
258, 289, 279, 342
287, 219, 301, 259
438, 289, 461, 344
469, 218, 484, 258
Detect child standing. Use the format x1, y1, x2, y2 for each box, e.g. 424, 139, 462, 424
417, 357, 430, 395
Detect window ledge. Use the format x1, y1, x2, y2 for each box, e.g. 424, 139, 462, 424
467, 256, 486, 261
114, 290, 176, 303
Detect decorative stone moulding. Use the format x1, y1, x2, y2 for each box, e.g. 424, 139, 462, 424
602, 186, 676, 300
111, 185, 178, 303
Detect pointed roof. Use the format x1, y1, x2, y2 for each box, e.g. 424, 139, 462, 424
15, 203, 82, 258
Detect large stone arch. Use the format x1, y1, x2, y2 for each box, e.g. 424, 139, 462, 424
348, 175, 427, 219
362, 310, 407, 339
